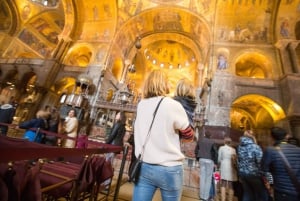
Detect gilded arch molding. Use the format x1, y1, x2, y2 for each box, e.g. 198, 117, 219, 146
111, 7, 211, 60
107, 7, 212, 90
231, 94, 286, 131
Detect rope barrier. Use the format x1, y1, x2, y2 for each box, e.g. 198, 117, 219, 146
0, 122, 109, 147
0, 122, 123, 163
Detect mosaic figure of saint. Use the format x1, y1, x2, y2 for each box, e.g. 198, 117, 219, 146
217, 54, 228, 70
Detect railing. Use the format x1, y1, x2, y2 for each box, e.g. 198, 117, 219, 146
95, 100, 137, 112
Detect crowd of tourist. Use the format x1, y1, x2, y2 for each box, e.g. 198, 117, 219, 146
195, 127, 300, 201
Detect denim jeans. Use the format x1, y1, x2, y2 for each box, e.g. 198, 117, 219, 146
199, 158, 214, 200
240, 174, 268, 201
133, 162, 183, 201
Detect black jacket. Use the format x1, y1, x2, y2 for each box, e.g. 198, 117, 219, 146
106, 122, 126, 146
195, 137, 218, 164
19, 118, 47, 130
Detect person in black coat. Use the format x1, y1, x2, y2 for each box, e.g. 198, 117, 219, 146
0, 101, 15, 135
44, 106, 60, 146
105, 111, 127, 163
195, 131, 218, 201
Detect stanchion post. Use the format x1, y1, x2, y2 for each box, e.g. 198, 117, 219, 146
113, 145, 129, 201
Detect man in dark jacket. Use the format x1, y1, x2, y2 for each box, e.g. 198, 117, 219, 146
195, 131, 218, 201
0, 102, 15, 135
262, 127, 300, 201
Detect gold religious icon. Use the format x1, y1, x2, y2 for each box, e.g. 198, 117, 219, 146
106, 88, 114, 101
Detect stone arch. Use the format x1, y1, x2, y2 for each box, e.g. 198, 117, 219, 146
0, 0, 19, 35
3, 68, 19, 88
112, 7, 211, 59
63, 43, 94, 67
50, 76, 77, 95
0, 68, 19, 104
107, 7, 211, 92
20, 71, 37, 94
231, 94, 286, 146
234, 52, 273, 79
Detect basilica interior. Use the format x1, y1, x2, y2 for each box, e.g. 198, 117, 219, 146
1, 0, 300, 197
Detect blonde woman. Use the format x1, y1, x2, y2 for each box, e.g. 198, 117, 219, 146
133, 69, 194, 201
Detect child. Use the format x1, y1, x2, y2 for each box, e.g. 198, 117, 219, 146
174, 78, 197, 128
76, 126, 88, 148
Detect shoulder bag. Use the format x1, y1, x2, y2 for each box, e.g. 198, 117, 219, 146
128, 97, 164, 183
23, 128, 41, 142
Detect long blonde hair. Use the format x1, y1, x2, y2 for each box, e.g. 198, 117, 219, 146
143, 69, 169, 98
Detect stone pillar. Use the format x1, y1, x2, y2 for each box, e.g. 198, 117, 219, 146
88, 65, 105, 120
287, 41, 300, 73
206, 71, 233, 126
44, 37, 73, 88
289, 118, 300, 141
275, 40, 293, 74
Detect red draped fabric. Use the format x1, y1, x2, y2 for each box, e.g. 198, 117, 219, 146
0, 135, 122, 201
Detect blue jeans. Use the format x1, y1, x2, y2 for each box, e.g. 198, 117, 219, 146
199, 158, 214, 200
240, 174, 268, 201
133, 162, 183, 201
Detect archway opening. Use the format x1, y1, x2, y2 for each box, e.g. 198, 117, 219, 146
231, 94, 286, 147
235, 53, 272, 79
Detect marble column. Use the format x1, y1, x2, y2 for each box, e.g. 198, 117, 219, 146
287, 41, 300, 73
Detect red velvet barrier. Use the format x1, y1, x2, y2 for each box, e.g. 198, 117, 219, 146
0, 135, 123, 163
0, 161, 41, 201
0, 134, 121, 200
39, 155, 113, 200
40, 161, 83, 198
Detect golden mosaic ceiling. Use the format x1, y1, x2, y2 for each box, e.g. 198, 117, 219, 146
0, 0, 297, 130
0, 1, 297, 73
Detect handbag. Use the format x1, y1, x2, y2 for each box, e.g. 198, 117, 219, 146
128, 97, 164, 183
128, 154, 142, 183
23, 128, 41, 142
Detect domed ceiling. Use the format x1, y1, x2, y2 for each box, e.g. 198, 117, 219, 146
0, 0, 298, 130
0, 1, 298, 71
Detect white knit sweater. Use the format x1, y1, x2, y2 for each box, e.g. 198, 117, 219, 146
134, 96, 189, 166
